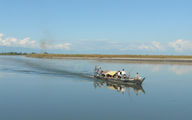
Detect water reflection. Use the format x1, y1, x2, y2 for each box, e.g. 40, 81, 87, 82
169, 65, 192, 75
130, 64, 192, 75
93, 79, 145, 95
148, 64, 192, 75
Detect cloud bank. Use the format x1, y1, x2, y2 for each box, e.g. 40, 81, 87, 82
0, 33, 71, 50
1, 33, 192, 53
137, 41, 164, 50
168, 39, 192, 51
0, 33, 37, 48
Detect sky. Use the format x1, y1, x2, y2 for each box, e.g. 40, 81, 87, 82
0, 0, 192, 55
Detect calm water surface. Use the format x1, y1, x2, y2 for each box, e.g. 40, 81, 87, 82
0, 56, 192, 120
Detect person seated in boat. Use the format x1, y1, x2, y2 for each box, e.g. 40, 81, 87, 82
117, 71, 121, 78
97, 66, 102, 75
106, 74, 111, 78
99, 70, 104, 76
134, 72, 139, 80
112, 72, 117, 78
101, 70, 109, 77
121, 69, 126, 78
94, 66, 99, 76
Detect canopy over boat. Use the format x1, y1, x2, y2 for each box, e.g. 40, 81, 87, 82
105, 71, 117, 76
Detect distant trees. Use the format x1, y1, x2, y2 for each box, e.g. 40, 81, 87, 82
43, 52, 48, 54
0, 52, 48, 55
0, 52, 27, 55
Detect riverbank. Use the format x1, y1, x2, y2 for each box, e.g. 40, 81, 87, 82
26, 54, 192, 63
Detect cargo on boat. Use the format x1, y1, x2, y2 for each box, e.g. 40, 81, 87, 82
94, 66, 145, 85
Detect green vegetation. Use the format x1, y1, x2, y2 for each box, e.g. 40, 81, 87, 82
26, 53, 192, 59
0, 52, 27, 55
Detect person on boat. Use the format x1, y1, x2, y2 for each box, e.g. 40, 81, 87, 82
121, 69, 126, 78
101, 70, 109, 77
97, 66, 102, 75
134, 72, 139, 80
117, 71, 121, 78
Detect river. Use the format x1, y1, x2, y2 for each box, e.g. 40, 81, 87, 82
0, 56, 192, 120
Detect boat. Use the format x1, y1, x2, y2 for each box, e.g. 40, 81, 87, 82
94, 66, 145, 85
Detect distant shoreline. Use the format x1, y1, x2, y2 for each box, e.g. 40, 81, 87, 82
25, 54, 192, 63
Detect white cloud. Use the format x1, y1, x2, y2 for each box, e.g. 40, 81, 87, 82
118, 41, 165, 51
151, 41, 164, 50
0, 33, 38, 48
137, 44, 153, 50
168, 39, 192, 51
137, 41, 164, 50
114, 41, 164, 51
46, 43, 71, 50
0, 33, 3, 38
0, 33, 71, 50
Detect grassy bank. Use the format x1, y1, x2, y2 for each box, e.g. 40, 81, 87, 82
26, 54, 192, 59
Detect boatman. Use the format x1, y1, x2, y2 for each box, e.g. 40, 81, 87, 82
121, 69, 126, 79
134, 72, 139, 80
98, 66, 102, 75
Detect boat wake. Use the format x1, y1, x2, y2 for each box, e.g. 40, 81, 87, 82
0, 56, 94, 79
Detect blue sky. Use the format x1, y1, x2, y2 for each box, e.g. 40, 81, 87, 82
0, 0, 192, 54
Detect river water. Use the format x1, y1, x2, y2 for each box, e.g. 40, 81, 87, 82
0, 56, 192, 120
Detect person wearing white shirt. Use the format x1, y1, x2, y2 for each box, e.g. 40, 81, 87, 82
134, 72, 139, 80
121, 69, 126, 78
117, 71, 121, 78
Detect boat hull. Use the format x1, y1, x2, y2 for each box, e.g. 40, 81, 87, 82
94, 75, 145, 85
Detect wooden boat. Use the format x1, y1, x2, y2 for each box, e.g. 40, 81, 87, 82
94, 75, 145, 85
94, 66, 145, 85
